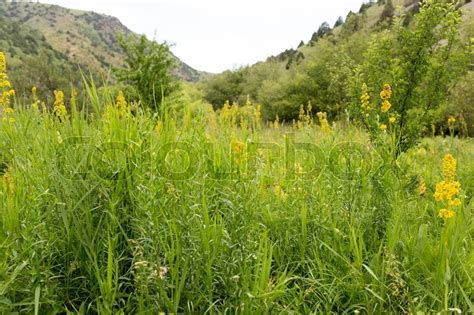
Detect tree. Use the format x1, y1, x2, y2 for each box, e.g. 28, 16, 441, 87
115, 34, 178, 113
334, 16, 344, 28
354, 1, 468, 154
310, 22, 331, 42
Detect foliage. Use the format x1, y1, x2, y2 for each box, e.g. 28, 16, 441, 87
115, 34, 178, 113
0, 73, 473, 313
354, 0, 469, 154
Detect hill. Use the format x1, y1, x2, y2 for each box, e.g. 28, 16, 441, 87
0, 1, 207, 96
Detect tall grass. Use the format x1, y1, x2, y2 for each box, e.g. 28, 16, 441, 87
0, 83, 472, 313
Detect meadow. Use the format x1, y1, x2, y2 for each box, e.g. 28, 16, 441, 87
0, 70, 473, 314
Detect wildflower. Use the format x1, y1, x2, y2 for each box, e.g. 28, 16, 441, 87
254, 104, 261, 128
418, 178, 427, 196
299, 105, 305, 122
53, 90, 68, 121
380, 83, 392, 100
448, 116, 456, 124
448, 198, 461, 207
230, 102, 239, 128
317, 111, 331, 133
434, 154, 462, 220
442, 154, 456, 181
380, 84, 392, 113
434, 180, 461, 201
379, 124, 387, 131
2, 106, 15, 123
115, 91, 129, 117
232, 141, 245, 155
389, 116, 396, 124
0, 52, 5, 74
438, 208, 455, 219
381, 100, 391, 113
0, 52, 15, 109
360, 83, 371, 112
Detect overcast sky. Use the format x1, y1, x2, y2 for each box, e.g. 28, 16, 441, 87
43, 0, 364, 73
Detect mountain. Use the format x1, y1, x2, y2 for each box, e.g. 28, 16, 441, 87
0, 1, 207, 88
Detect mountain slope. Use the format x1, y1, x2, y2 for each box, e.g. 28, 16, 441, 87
0, 1, 207, 83
267, 0, 473, 71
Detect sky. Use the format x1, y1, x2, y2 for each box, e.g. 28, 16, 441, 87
43, 0, 364, 73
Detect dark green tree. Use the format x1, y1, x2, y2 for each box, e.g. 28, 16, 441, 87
334, 16, 344, 28
310, 22, 331, 42
115, 34, 178, 113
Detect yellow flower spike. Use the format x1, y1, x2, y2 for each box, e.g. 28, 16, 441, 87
389, 116, 396, 124
438, 208, 455, 219
380, 83, 392, 100
53, 90, 68, 121
115, 91, 128, 117
379, 124, 387, 131
0, 52, 6, 74
442, 154, 457, 182
448, 116, 456, 124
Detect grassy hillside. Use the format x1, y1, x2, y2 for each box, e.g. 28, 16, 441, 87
0, 1, 206, 86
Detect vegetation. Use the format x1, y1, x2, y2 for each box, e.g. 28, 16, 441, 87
0, 0, 473, 313
0, 1, 205, 101
0, 53, 473, 312
202, 0, 474, 139
115, 34, 178, 113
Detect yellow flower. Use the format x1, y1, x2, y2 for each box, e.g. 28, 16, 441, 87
438, 208, 455, 219
116, 91, 129, 117
381, 100, 391, 113
0, 52, 6, 74
53, 90, 68, 121
232, 140, 245, 156
380, 83, 392, 100
442, 154, 456, 182
434, 180, 460, 201
0, 52, 15, 109
448, 198, 461, 207
32, 86, 37, 99
379, 124, 387, 131
389, 116, 396, 124
317, 112, 331, 133
448, 116, 456, 124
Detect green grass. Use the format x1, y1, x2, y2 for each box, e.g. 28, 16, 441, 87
0, 84, 473, 313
